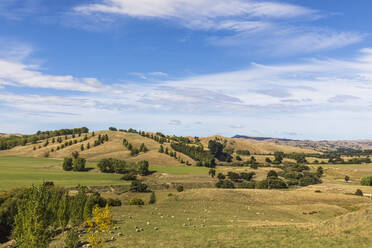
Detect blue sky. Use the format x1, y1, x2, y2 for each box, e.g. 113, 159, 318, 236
1, 0, 372, 140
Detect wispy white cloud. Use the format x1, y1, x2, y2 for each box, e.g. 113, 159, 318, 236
0, 59, 109, 92
3, 47, 372, 138
74, 0, 314, 21
73, 0, 361, 55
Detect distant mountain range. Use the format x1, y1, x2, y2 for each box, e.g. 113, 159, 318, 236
233, 135, 372, 152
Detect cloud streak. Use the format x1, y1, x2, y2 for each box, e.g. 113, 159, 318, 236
73, 0, 361, 55
2, 46, 372, 138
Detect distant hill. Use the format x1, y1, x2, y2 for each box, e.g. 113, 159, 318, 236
233, 135, 298, 142
233, 135, 372, 152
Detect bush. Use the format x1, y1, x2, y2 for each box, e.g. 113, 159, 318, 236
217, 173, 225, 180
286, 179, 299, 186
176, 185, 184, 192
355, 189, 363, 196
129, 198, 144, 206
107, 198, 122, 206
256, 178, 287, 189
238, 181, 256, 189
227, 171, 240, 182
121, 172, 137, 181
240, 172, 255, 181
361, 176, 372, 186
130, 181, 149, 192
215, 180, 235, 189
299, 176, 321, 186
62, 157, 73, 171
149, 192, 156, 204
72, 157, 86, 171
267, 170, 278, 178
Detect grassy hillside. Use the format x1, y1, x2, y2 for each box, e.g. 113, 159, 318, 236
0, 131, 318, 168
48, 187, 372, 248
199, 135, 317, 154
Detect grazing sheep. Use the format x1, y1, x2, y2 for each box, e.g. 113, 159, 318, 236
154, 227, 159, 230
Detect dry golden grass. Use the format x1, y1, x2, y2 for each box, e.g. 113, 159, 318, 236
199, 135, 318, 154
0, 131, 195, 166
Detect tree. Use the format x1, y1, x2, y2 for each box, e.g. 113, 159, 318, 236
227, 171, 241, 182
63, 157, 73, 171
158, 145, 164, 153
72, 151, 79, 159
217, 173, 225, 180
236, 155, 242, 161
80, 144, 84, 151
73, 157, 86, 171
215, 180, 235, 189
57, 192, 70, 230
274, 151, 284, 163
208, 168, 216, 178
208, 140, 223, 156
267, 170, 278, 178
130, 181, 149, 192
108, 127, 117, 131
345, 175, 350, 183
176, 185, 184, 192
87, 142, 90, 149
70, 187, 88, 227
87, 205, 113, 248
138, 160, 149, 176
12, 185, 55, 248
149, 192, 156, 204
265, 157, 272, 163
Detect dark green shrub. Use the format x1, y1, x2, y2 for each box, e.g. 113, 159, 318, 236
299, 176, 321, 186
107, 198, 122, 206
217, 173, 225, 180
355, 189, 363, 196
238, 181, 256, 189
227, 171, 240, 182
121, 172, 137, 181
215, 180, 235, 189
62, 157, 73, 171
240, 172, 255, 181
286, 179, 299, 186
267, 170, 278, 178
361, 176, 372, 186
257, 178, 287, 189
130, 181, 149, 192
176, 185, 184, 192
129, 198, 144, 206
